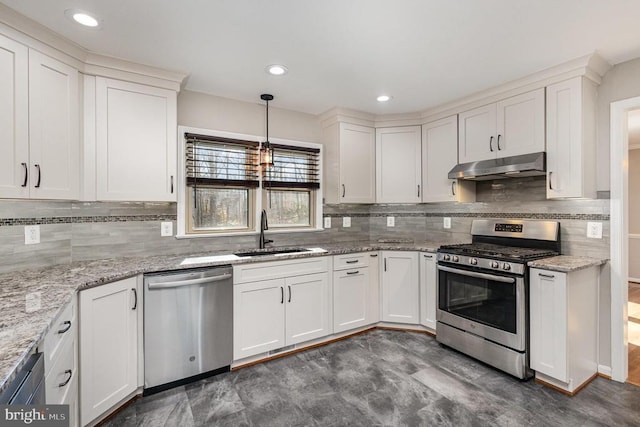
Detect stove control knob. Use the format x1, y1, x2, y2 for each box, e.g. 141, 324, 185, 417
469, 258, 478, 265
502, 263, 511, 271
491, 261, 499, 269
443, 254, 451, 261
452, 256, 459, 262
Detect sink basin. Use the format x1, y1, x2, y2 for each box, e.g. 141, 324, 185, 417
233, 248, 313, 257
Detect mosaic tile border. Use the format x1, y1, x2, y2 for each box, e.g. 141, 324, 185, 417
0, 215, 177, 227
326, 212, 610, 221
0, 211, 609, 226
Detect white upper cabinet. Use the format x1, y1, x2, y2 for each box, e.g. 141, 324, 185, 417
28, 50, 80, 200
458, 89, 545, 163
376, 126, 422, 203
421, 115, 475, 203
0, 38, 79, 200
339, 123, 376, 203
95, 77, 177, 201
495, 89, 545, 158
0, 34, 28, 199
546, 77, 597, 199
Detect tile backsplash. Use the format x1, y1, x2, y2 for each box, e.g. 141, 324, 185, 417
0, 178, 610, 273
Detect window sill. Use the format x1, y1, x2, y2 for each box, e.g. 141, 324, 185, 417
175, 227, 325, 239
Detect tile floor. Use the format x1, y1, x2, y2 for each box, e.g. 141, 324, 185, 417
103, 329, 640, 426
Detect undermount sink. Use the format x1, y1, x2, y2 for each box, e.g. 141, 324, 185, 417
233, 248, 313, 257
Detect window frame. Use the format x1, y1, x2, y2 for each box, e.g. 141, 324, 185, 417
177, 126, 323, 238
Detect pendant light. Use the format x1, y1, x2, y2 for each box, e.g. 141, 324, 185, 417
260, 94, 274, 168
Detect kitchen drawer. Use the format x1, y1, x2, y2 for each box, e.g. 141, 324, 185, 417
45, 333, 76, 405
233, 256, 329, 284
43, 298, 76, 375
333, 253, 371, 271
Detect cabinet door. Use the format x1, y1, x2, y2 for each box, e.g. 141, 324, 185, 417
79, 277, 139, 426
0, 35, 29, 199
546, 77, 596, 199
422, 116, 458, 202
233, 279, 286, 359
419, 252, 437, 330
285, 272, 330, 345
333, 267, 370, 333
458, 103, 496, 163
340, 123, 375, 203
381, 251, 419, 324
376, 126, 422, 203
96, 78, 177, 201
28, 50, 79, 199
496, 88, 545, 158
529, 268, 567, 382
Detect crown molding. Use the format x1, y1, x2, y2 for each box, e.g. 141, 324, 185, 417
319, 53, 612, 127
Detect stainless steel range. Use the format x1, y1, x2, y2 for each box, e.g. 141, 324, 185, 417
436, 219, 560, 379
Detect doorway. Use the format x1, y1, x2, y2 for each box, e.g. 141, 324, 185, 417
627, 111, 640, 386
611, 97, 640, 383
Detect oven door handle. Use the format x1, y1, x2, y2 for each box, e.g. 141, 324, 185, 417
437, 265, 516, 284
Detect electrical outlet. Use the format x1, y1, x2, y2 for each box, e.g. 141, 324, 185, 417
443, 217, 452, 229
343, 217, 351, 228
587, 222, 603, 239
323, 217, 331, 228
24, 225, 40, 245
387, 216, 395, 227
25, 292, 41, 313
161, 221, 173, 237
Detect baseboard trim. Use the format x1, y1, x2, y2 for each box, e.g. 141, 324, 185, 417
598, 365, 613, 378
535, 372, 598, 396
232, 324, 435, 370
94, 392, 142, 427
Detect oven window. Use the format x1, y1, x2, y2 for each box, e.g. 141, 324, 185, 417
438, 269, 517, 333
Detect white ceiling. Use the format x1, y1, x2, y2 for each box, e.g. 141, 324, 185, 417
3, 0, 640, 115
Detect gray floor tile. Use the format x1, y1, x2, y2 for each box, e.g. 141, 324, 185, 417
104, 330, 640, 426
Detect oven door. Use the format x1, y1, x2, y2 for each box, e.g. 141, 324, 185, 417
436, 263, 526, 351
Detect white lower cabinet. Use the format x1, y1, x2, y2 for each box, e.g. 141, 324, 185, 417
333, 253, 373, 333
381, 251, 419, 324
419, 252, 437, 330
79, 276, 142, 426
530, 266, 599, 393
233, 258, 331, 360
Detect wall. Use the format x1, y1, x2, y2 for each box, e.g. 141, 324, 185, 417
597, 57, 640, 192
177, 90, 322, 143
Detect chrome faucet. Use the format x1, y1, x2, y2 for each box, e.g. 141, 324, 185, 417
259, 209, 273, 249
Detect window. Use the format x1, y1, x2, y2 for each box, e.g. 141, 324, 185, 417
184, 133, 259, 234
262, 144, 321, 229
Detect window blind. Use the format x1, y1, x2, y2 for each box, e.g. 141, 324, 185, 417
185, 133, 260, 188
262, 144, 321, 189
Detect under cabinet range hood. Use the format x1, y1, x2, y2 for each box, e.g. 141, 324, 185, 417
448, 152, 546, 181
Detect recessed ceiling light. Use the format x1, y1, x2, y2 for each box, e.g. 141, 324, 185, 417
64, 9, 100, 28
266, 65, 288, 76
377, 95, 391, 102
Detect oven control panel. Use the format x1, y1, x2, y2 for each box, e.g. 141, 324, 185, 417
437, 253, 524, 275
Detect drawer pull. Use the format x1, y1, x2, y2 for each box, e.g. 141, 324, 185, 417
345, 260, 359, 264
538, 273, 555, 279
346, 270, 360, 275
59, 369, 73, 388
57, 320, 72, 334
370, 254, 378, 258
423, 254, 433, 259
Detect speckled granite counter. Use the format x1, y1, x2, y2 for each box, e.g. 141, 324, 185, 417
528, 255, 608, 273
0, 239, 451, 392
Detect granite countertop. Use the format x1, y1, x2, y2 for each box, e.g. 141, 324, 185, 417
527, 255, 608, 273
0, 239, 451, 392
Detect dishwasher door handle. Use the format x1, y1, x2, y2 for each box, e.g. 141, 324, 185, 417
147, 273, 232, 290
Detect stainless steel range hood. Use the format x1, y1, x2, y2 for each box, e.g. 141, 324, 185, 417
447, 152, 546, 181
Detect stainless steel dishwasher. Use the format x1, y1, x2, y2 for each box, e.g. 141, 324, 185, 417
143, 265, 233, 394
